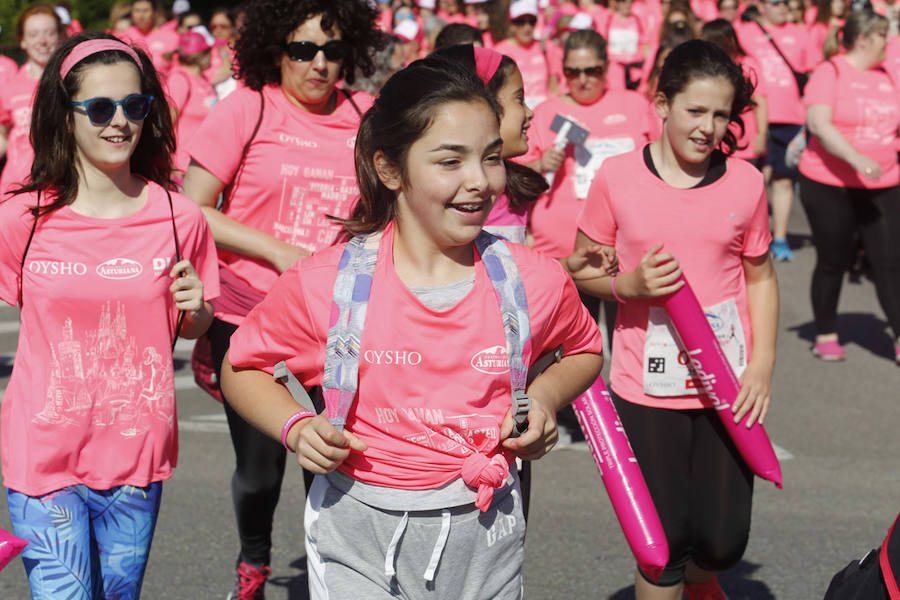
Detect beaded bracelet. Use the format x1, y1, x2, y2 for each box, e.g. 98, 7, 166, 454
610, 274, 627, 304
281, 410, 316, 452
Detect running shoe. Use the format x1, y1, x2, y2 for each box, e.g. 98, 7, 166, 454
684, 576, 729, 600
812, 340, 846, 361
226, 560, 271, 600
770, 237, 793, 262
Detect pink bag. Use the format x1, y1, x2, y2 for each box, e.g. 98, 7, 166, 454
573, 378, 669, 582
190, 333, 222, 402
0, 528, 27, 572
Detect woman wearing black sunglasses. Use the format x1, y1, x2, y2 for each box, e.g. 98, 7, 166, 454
0, 32, 218, 598
181, 1, 381, 597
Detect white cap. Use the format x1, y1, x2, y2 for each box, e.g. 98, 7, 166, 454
393, 19, 420, 42
54, 6, 71, 25
172, 0, 191, 15
509, 0, 539, 19
418, 0, 437, 9
191, 24, 215, 46
567, 12, 594, 30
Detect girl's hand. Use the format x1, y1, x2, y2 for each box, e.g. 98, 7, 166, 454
290, 415, 368, 473
169, 260, 205, 313
625, 243, 684, 299
268, 240, 310, 274
565, 244, 618, 281
541, 147, 565, 173
853, 155, 882, 181
500, 395, 559, 461
732, 361, 773, 428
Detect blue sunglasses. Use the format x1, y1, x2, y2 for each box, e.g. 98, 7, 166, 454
70, 94, 154, 126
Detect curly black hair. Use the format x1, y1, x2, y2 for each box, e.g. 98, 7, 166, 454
234, 0, 382, 90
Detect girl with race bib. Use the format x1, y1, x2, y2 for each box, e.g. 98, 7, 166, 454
574, 40, 779, 600
220, 57, 605, 599
0, 32, 218, 598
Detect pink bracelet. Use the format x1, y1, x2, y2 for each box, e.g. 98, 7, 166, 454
610, 274, 627, 304
281, 410, 316, 452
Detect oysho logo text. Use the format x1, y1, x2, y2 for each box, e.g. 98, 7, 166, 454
96, 258, 143, 280
364, 349, 423, 366
29, 261, 87, 276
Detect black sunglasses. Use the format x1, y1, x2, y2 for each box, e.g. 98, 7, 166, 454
766, 0, 790, 6
69, 94, 154, 126
285, 40, 349, 62
563, 65, 606, 78
511, 15, 538, 26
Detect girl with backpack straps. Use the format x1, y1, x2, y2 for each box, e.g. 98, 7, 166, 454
220, 56, 606, 599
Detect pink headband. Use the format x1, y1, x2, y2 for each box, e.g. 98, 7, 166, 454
473, 46, 503, 85
60, 39, 144, 80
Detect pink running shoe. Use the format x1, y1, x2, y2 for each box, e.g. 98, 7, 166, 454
226, 560, 271, 600
684, 576, 729, 600
813, 340, 846, 361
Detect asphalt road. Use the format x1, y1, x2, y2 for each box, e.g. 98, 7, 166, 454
1, 203, 898, 599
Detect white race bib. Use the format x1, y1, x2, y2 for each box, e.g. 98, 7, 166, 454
642, 298, 747, 397
574, 137, 635, 199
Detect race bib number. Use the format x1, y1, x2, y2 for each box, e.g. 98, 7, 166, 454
642, 298, 747, 397
574, 137, 635, 199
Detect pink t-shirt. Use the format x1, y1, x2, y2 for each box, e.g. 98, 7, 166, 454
166, 67, 218, 173
0, 66, 39, 199
121, 25, 179, 79
577, 149, 771, 410
0, 183, 220, 495
807, 22, 835, 68
799, 55, 900, 188
494, 39, 551, 107
521, 92, 651, 258
740, 22, 810, 124
228, 222, 603, 490
605, 13, 646, 65
187, 84, 373, 325
0, 55, 18, 83
483, 193, 529, 244
732, 54, 767, 160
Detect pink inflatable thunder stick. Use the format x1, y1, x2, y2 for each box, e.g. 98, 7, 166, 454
0, 528, 27, 572
573, 378, 669, 583
663, 275, 783, 488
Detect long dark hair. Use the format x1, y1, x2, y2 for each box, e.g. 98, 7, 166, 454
430, 44, 548, 208
234, 0, 382, 90
656, 39, 754, 156
338, 57, 500, 237
13, 31, 175, 214
700, 18, 748, 58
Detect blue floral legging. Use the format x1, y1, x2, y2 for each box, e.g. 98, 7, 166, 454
6, 482, 162, 600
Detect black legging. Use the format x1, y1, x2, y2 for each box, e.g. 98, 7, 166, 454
612, 390, 754, 587
209, 318, 314, 566
799, 176, 900, 339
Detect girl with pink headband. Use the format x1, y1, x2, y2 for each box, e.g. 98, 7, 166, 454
0, 32, 219, 598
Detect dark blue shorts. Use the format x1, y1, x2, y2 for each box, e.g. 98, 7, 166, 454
766, 123, 804, 179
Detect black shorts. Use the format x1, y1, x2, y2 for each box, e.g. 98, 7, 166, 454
766, 123, 804, 179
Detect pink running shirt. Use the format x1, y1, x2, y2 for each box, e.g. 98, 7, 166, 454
228, 222, 603, 490
0, 55, 17, 83
187, 84, 373, 325
739, 22, 810, 124
166, 66, 218, 173
494, 39, 551, 107
0, 184, 220, 495
0, 66, 39, 199
521, 92, 651, 258
577, 149, 771, 410
799, 55, 900, 189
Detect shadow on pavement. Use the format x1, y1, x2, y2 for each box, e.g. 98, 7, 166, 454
788, 312, 894, 361
269, 555, 309, 600
607, 560, 774, 600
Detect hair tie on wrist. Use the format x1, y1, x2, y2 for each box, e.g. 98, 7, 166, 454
60, 39, 144, 80
281, 409, 316, 452
610, 274, 626, 304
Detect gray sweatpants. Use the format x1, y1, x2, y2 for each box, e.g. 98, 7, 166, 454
305, 475, 525, 599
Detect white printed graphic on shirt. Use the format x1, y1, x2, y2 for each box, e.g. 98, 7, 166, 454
371, 404, 501, 455
574, 137, 636, 199
33, 301, 174, 437
852, 95, 899, 144
274, 162, 359, 249
608, 27, 639, 58
643, 298, 746, 397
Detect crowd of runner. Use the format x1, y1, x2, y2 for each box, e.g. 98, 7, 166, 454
0, 0, 898, 599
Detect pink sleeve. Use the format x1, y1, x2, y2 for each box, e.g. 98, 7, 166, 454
532, 261, 604, 359
0, 92, 11, 128
227, 261, 328, 384
803, 60, 838, 107
0, 196, 34, 305
577, 163, 617, 246
167, 70, 190, 110
742, 183, 772, 257
186, 88, 258, 184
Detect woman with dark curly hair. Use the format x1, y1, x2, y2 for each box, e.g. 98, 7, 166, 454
181, 1, 380, 597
